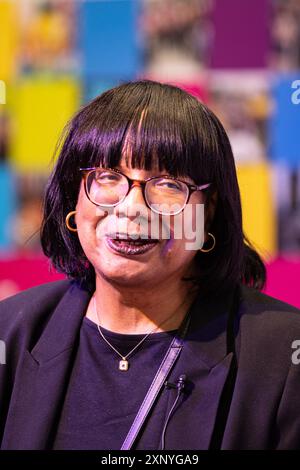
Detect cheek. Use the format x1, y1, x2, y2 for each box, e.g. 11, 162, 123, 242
160, 226, 192, 260
161, 236, 178, 257
76, 184, 108, 226
75, 189, 107, 251
75, 204, 95, 242
159, 238, 196, 276
160, 203, 203, 259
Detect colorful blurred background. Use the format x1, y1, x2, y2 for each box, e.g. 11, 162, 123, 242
0, 0, 299, 306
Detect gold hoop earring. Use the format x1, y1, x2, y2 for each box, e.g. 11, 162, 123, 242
65, 211, 77, 232
200, 232, 215, 253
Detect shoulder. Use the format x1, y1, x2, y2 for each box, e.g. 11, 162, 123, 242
0, 278, 91, 377
236, 284, 300, 367
239, 284, 300, 324
0, 279, 73, 335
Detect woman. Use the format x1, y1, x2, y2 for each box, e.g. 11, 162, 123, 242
0, 80, 300, 450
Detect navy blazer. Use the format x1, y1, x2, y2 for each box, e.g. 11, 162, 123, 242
0, 279, 300, 450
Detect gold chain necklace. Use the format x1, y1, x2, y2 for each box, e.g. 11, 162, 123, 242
93, 295, 180, 371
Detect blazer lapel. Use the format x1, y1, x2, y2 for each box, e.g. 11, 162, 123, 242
158, 287, 238, 450
1, 282, 92, 450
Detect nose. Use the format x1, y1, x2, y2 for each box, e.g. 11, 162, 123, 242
115, 181, 149, 219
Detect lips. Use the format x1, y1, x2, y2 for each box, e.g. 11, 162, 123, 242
105, 234, 159, 255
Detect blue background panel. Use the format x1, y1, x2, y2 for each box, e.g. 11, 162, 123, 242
0, 164, 17, 249
78, 0, 142, 80
269, 74, 300, 170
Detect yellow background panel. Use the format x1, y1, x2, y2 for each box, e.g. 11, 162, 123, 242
8, 76, 81, 172
0, 1, 18, 82
237, 162, 277, 260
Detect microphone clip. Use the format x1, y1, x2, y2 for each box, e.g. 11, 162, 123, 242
164, 374, 187, 392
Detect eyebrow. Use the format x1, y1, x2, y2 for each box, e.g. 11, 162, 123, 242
114, 166, 196, 184
90, 163, 194, 178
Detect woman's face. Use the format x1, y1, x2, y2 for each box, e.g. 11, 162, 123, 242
75, 155, 213, 289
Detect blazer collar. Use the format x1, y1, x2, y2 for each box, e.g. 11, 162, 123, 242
30, 280, 92, 364
148, 284, 239, 450
31, 280, 237, 367
183, 283, 237, 368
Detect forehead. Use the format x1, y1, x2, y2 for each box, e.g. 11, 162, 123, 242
116, 153, 163, 174
113, 154, 194, 183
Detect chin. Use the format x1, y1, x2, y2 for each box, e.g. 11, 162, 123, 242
97, 262, 155, 284
103, 271, 149, 287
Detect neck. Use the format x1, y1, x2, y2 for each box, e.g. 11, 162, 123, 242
85, 274, 199, 335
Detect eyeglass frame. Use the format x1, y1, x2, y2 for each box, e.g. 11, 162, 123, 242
79, 166, 211, 215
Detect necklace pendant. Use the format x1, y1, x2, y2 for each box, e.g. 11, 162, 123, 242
119, 359, 129, 371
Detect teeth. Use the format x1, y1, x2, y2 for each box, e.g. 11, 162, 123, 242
108, 233, 156, 240
106, 236, 158, 255
114, 239, 157, 244
115, 238, 152, 241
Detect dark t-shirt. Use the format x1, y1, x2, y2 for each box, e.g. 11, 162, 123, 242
53, 317, 177, 450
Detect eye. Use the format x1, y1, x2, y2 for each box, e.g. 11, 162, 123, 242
154, 178, 183, 191
95, 171, 120, 183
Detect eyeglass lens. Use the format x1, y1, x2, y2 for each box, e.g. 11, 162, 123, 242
86, 169, 189, 215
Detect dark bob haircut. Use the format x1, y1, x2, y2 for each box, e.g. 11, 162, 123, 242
41, 79, 266, 297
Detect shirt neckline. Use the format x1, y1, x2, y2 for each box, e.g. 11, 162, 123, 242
83, 316, 179, 341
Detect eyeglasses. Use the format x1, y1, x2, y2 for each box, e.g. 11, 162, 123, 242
79, 167, 211, 216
